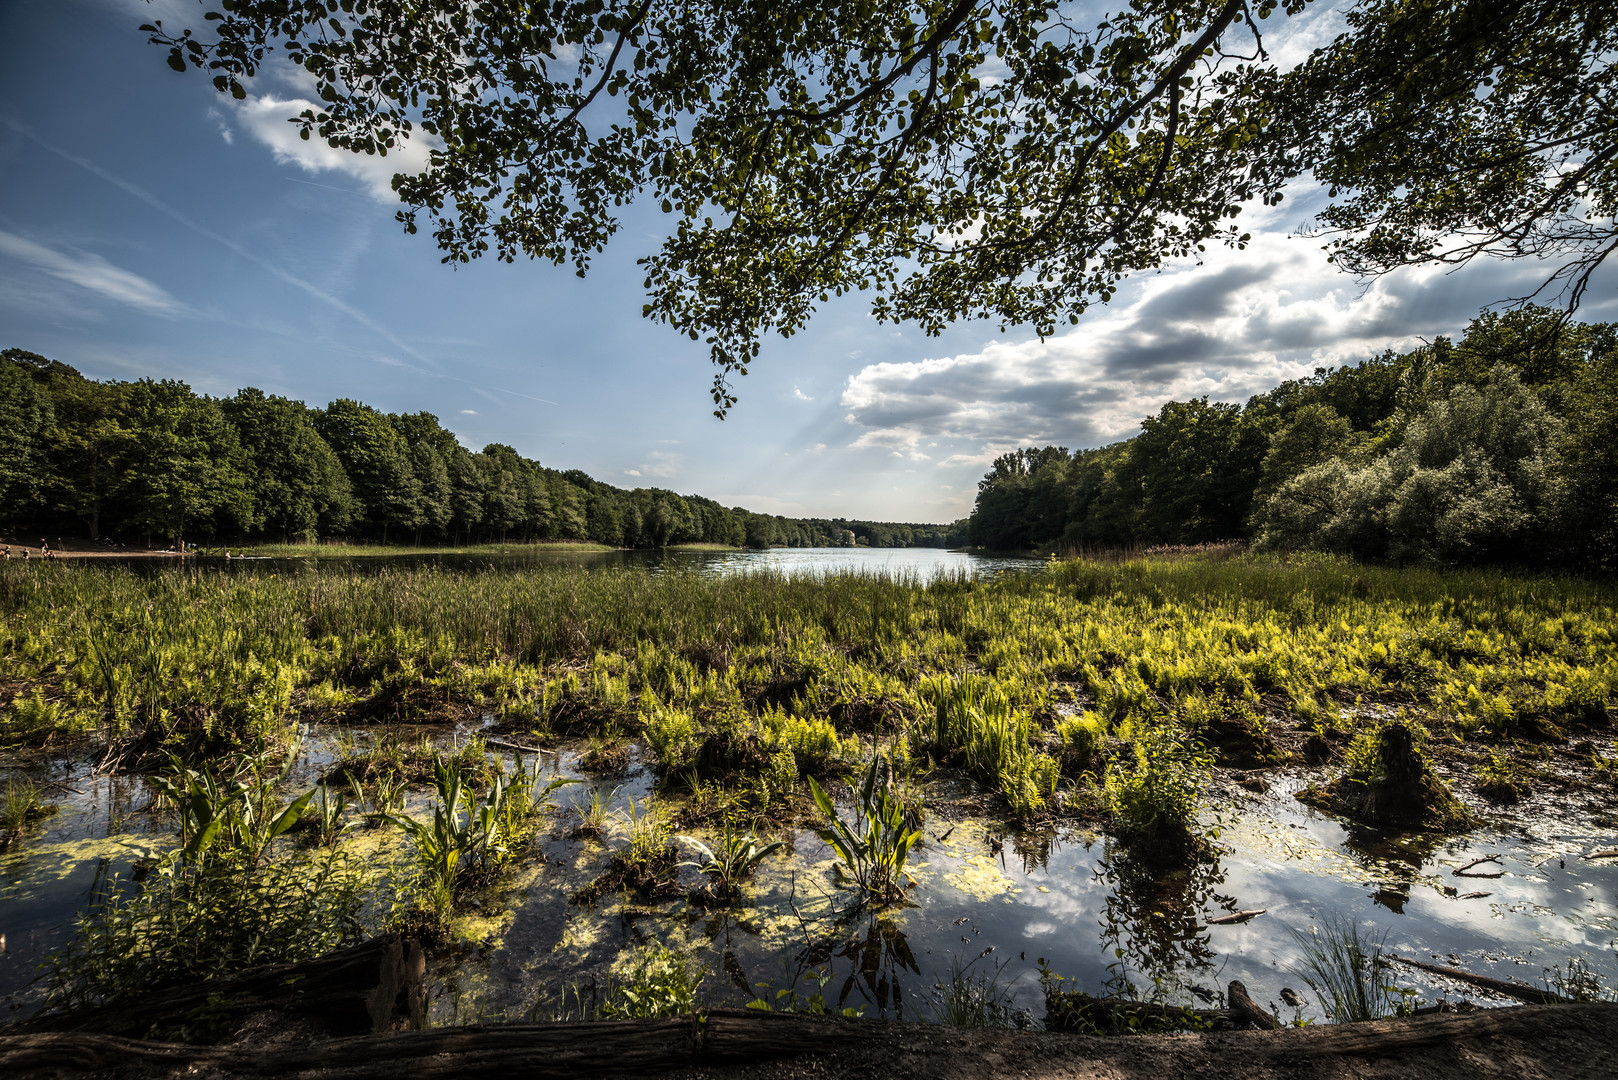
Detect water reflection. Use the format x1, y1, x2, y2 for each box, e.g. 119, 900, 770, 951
1095, 842, 1232, 994
102, 546, 1041, 583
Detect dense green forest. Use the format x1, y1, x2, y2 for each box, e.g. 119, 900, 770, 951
968, 307, 1618, 570
0, 349, 955, 550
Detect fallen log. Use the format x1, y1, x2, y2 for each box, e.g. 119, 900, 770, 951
4, 1003, 1618, 1080
1045, 991, 1236, 1033
1388, 956, 1569, 1005
10, 934, 426, 1042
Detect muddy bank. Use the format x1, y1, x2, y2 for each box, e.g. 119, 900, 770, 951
2, 1003, 1615, 1080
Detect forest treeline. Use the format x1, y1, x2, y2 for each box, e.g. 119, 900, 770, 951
969, 307, 1618, 570
0, 350, 954, 550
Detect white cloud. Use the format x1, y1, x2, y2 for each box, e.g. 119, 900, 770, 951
232, 93, 435, 202
631, 450, 680, 479
459, 409, 478, 415
839, 232, 1543, 458
0, 231, 187, 316
206, 107, 233, 145
793, 385, 814, 401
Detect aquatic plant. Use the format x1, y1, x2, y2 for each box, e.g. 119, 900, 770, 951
306, 784, 355, 846
149, 746, 314, 867
384, 752, 572, 910
676, 820, 783, 900
808, 756, 921, 903
1289, 916, 1410, 1023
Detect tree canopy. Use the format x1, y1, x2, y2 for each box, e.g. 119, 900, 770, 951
966, 305, 1618, 570
146, 0, 1615, 411
0, 349, 956, 549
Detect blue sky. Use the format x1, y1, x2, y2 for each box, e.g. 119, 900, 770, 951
3, 1, 1611, 523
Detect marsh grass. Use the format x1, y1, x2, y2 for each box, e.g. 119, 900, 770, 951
1289, 916, 1412, 1023
928, 954, 1022, 1027
0, 774, 56, 847
1, 553, 1613, 846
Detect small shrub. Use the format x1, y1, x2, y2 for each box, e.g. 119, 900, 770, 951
44, 848, 374, 1013
1102, 722, 1211, 854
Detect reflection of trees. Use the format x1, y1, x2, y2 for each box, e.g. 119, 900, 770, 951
1338, 825, 1447, 914
1096, 840, 1232, 996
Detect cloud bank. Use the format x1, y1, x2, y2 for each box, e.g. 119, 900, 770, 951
839, 233, 1543, 464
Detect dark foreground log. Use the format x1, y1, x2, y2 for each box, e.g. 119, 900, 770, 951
10, 934, 426, 1042
3, 1003, 1617, 1080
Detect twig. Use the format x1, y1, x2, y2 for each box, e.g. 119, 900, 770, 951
1454, 855, 1504, 877
1580, 848, 1618, 861
487, 738, 555, 756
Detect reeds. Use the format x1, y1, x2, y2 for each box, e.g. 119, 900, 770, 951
1289, 916, 1407, 1023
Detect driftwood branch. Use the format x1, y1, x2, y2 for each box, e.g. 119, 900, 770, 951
1388, 956, 1569, 1005
1206, 909, 1266, 925
1453, 855, 1503, 877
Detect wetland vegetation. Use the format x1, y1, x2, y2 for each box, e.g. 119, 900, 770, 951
1, 549, 1614, 1035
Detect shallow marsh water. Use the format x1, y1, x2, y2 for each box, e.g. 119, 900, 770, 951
107, 545, 1043, 582
6, 722, 1615, 1028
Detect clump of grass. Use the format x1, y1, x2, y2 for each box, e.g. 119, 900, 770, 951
1542, 956, 1614, 1002
577, 729, 631, 772
928, 954, 1022, 1028
570, 785, 614, 836
575, 795, 681, 903
924, 674, 1058, 818
1475, 747, 1530, 804
1, 775, 57, 847
1289, 916, 1412, 1023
